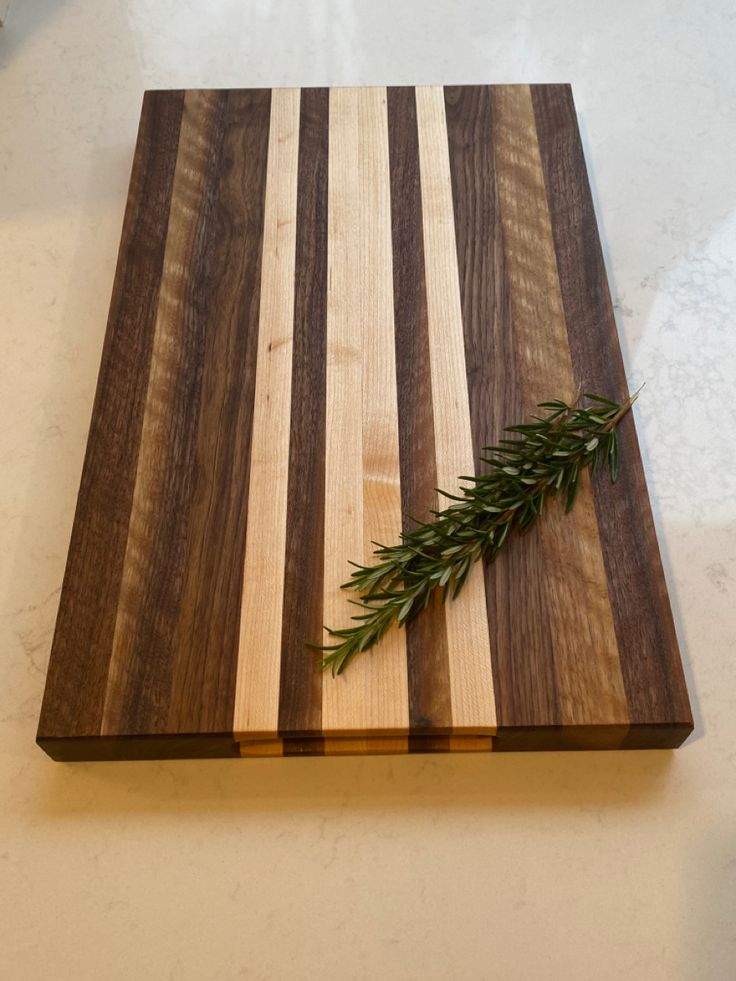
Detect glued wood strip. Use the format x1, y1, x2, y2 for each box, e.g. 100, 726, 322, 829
415, 85, 496, 733
387, 86, 453, 734
277, 88, 329, 736
491, 85, 627, 726
38, 90, 184, 739
238, 735, 492, 756
166, 89, 272, 734
321, 87, 409, 736
443, 84, 560, 729
530, 84, 692, 739
234, 88, 301, 739
102, 90, 227, 735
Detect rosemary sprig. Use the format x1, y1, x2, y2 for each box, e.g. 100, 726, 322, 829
316, 390, 640, 676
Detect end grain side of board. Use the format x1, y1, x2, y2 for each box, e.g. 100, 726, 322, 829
37, 84, 692, 761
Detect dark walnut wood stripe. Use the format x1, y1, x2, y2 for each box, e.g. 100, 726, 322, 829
166, 89, 272, 735
37, 90, 185, 743
531, 84, 692, 747
444, 84, 560, 730
278, 88, 329, 737
493, 85, 627, 735
387, 86, 452, 733
443, 87, 500, 465
101, 90, 231, 734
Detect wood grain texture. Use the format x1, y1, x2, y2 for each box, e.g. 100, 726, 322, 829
387, 86, 452, 733
277, 88, 329, 737
165, 89, 271, 735
238, 735, 493, 757
321, 85, 365, 734
490, 85, 628, 730
234, 88, 301, 739
38, 85, 692, 760
530, 84, 693, 747
321, 87, 409, 736
38, 90, 184, 740
101, 89, 230, 735
415, 86, 497, 733
444, 84, 560, 731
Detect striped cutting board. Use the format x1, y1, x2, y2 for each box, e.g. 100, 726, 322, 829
37, 85, 692, 760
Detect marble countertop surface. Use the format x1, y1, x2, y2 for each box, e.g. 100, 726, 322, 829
1, 2, 734, 978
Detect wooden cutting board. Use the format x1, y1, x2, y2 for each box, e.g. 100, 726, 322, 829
37, 85, 692, 761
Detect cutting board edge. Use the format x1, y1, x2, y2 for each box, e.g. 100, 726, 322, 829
36, 733, 241, 762
492, 720, 694, 751
37, 719, 693, 761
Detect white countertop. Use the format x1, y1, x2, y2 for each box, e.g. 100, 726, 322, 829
1, 2, 734, 978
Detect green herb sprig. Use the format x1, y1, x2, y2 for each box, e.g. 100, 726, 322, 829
316, 390, 640, 676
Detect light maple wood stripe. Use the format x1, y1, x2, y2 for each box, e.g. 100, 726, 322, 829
234, 88, 301, 738
414, 85, 497, 733
101, 90, 221, 735
321, 87, 409, 736
492, 85, 627, 725
321, 88, 365, 733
